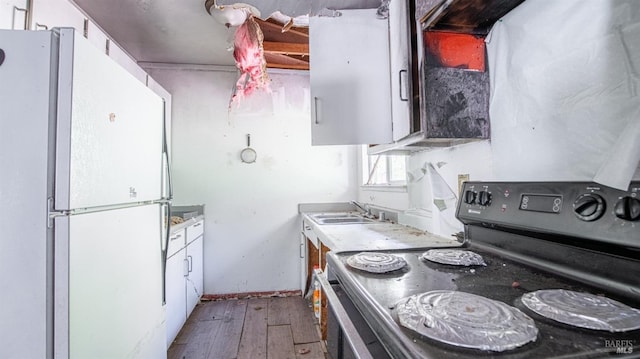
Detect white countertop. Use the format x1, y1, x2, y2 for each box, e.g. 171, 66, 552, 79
170, 215, 204, 233
302, 213, 462, 252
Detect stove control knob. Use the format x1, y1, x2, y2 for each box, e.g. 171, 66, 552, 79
464, 190, 477, 204
477, 191, 492, 206
573, 193, 606, 221
614, 196, 640, 221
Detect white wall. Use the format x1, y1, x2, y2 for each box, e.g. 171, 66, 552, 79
146, 67, 358, 295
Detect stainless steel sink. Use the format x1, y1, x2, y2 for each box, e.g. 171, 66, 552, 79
319, 218, 374, 224
312, 214, 361, 219
308, 213, 376, 225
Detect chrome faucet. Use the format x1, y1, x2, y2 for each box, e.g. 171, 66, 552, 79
351, 201, 372, 217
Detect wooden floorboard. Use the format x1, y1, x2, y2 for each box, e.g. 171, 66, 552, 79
181, 320, 222, 359
192, 300, 231, 321
208, 300, 247, 358
173, 321, 198, 346
167, 343, 186, 359
168, 296, 326, 359
237, 298, 269, 359
267, 325, 296, 359
268, 296, 291, 325
288, 296, 321, 344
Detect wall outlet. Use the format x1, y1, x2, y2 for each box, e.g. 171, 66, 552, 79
458, 174, 470, 196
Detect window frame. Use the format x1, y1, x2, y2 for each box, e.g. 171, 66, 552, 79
361, 147, 408, 191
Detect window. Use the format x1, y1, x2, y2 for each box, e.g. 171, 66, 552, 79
362, 147, 407, 187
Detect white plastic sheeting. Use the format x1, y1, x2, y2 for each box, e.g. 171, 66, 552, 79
487, 0, 640, 190
425, 163, 463, 236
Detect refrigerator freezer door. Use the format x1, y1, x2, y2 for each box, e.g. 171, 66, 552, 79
54, 29, 163, 210
55, 204, 166, 358
0, 30, 56, 359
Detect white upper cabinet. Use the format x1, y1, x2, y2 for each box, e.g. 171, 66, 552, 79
0, 0, 29, 29
109, 43, 149, 84
310, 9, 393, 145
31, 0, 86, 31
388, 0, 412, 141
30, 0, 149, 84
86, 20, 108, 53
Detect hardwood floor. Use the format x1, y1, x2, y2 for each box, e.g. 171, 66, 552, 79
168, 296, 326, 359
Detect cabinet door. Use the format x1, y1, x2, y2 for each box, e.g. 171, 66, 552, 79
0, 0, 28, 29
31, 0, 86, 31
300, 232, 307, 293
165, 250, 187, 348
167, 228, 186, 258
310, 9, 392, 145
86, 20, 109, 54
186, 235, 203, 316
186, 219, 204, 245
109, 43, 149, 84
389, 0, 412, 141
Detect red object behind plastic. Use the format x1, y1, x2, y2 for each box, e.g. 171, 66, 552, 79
424, 31, 486, 72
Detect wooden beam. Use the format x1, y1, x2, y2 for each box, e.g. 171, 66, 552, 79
257, 19, 309, 38
264, 53, 309, 70
266, 62, 309, 70
263, 41, 309, 56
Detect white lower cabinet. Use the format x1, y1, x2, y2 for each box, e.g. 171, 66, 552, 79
186, 236, 204, 315
165, 245, 187, 348
165, 219, 204, 348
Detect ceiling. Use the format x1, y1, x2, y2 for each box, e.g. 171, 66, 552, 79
73, 0, 243, 66
72, 0, 379, 69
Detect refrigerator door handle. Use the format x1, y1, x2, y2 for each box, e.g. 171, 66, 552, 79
161, 203, 171, 305
187, 255, 193, 273
162, 99, 173, 200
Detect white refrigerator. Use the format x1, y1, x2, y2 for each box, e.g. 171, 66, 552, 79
0, 28, 171, 358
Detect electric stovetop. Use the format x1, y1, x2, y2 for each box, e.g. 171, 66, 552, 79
328, 247, 640, 359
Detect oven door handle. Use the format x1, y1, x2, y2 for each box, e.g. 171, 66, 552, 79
314, 269, 374, 359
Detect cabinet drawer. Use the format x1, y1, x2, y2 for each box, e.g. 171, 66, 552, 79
186, 220, 204, 244
168, 228, 186, 258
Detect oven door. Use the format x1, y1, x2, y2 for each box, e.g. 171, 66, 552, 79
316, 269, 390, 359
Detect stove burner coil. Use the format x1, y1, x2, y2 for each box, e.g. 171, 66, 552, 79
395, 290, 538, 351
346, 252, 407, 273
419, 249, 487, 266
521, 289, 640, 332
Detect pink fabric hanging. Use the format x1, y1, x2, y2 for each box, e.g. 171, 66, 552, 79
231, 16, 270, 106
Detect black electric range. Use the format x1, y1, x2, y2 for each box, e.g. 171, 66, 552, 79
325, 181, 640, 359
